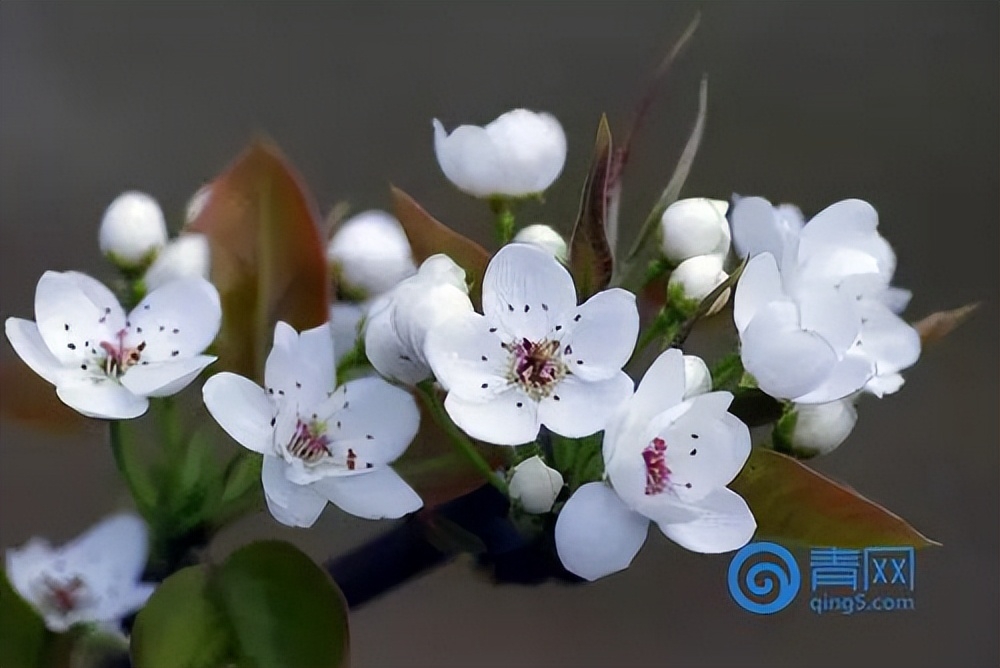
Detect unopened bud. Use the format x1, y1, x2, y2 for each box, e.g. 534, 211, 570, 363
509, 455, 564, 514
327, 210, 416, 299
659, 198, 730, 264
143, 234, 211, 291
513, 224, 568, 262
668, 254, 730, 314
788, 398, 858, 457
683, 355, 712, 398
99, 191, 168, 270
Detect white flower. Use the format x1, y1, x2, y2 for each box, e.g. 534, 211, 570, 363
433, 109, 567, 198
659, 198, 731, 264
788, 398, 858, 457
326, 210, 417, 299
668, 254, 730, 306
513, 224, 568, 262
682, 354, 712, 399
509, 455, 564, 514
143, 233, 211, 292
98, 191, 168, 269
202, 321, 422, 526
555, 349, 755, 581
424, 243, 639, 446
365, 255, 474, 385
5, 272, 221, 419
731, 197, 920, 398
6, 513, 154, 632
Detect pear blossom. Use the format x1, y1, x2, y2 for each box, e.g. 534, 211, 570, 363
668, 254, 730, 308
555, 349, 755, 581
731, 197, 920, 398
326, 210, 417, 299
659, 198, 731, 264
424, 243, 638, 446
202, 321, 422, 526
6, 513, 154, 632
5, 272, 221, 419
682, 354, 712, 399
509, 455, 564, 514
98, 191, 168, 269
365, 255, 474, 385
786, 397, 858, 457
433, 109, 567, 198
513, 224, 568, 262
143, 233, 211, 292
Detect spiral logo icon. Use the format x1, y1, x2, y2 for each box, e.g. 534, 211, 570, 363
728, 541, 801, 614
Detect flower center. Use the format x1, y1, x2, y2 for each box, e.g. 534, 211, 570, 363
98, 328, 145, 378
506, 338, 567, 400
286, 418, 333, 464
642, 437, 672, 496
37, 574, 91, 616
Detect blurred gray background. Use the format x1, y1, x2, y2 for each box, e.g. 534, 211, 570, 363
1, 2, 997, 667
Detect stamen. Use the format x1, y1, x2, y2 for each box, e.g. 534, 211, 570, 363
643, 437, 672, 495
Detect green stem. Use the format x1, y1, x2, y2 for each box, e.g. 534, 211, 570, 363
490, 198, 516, 245
415, 382, 508, 495
109, 420, 148, 512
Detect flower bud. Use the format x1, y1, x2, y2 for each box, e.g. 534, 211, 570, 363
513, 224, 568, 262
788, 398, 858, 456
143, 234, 211, 291
327, 210, 417, 300
659, 198, 730, 264
509, 455, 564, 514
668, 254, 730, 314
433, 109, 567, 198
99, 191, 168, 270
682, 354, 713, 398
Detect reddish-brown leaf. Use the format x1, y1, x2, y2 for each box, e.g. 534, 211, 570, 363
731, 447, 939, 548
189, 140, 330, 380
390, 186, 490, 307
568, 116, 615, 300
0, 360, 88, 433
912, 302, 979, 347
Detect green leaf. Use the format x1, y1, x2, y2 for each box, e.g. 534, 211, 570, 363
709, 352, 744, 392
912, 302, 979, 346
568, 115, 615, 300
552, 433, 604, 493
190, 140, 331, 381
391, 185, 491, 307
731, 448, 940, 548
214, 452, 264, 524
0, 569, 50, 668
131, 541, 350, 668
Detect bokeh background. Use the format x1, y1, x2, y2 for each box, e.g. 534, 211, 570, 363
1, 2, 997, 666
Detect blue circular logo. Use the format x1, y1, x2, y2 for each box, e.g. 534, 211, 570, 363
728, 541, 801, 614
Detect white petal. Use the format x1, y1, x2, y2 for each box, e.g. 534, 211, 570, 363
264, 322, 333, 409
485, 109, 567, 195
683, 354, 713, 399
740, 300, 838, 400
35, 271, 124, 366
126, 278, 221, 362
261, 455, 327, 528
734, 253, 785, 333
433, 119, 506, 198
298, 322, 337, 393
312, 467, 422, 520
444, 388, 539, 446
6, 538, 56, 601
5, 318, 64, 385
656, 487, 756, 553
56, 373, 148, 419
317, 376, 420, 465
63, 513, 149, 584
800, 198, 878, 249
555, 482, 649, 581
326, 210, 416, 298
793, 281, 862, 356
558, 288, 638, 382
865, 372, 905, 397
202, 372, 274, 454
364, 301, 432, 385
730, 196, 787, 260
857, 300, 921, 375
423, 310, 510, 400
604, 349, 685, 460
482, 243, 577, 341
121, 354, 215, 398
538, 372, 633, 439
792, 351, 875, 404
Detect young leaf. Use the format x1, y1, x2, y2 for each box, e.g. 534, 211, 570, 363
0, 569, 50, 668
189, 140, 330, 381
390, 185, 490, 307
912, 302, 979, 346
568, 116, 615, 300
731, 448, 940, 548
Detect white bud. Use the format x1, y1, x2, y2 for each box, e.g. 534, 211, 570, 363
326, 210, 417, 299
659, 198, 730, 264
789, 399, 858, 456
668, 254, 730, 314
513, 224, 568, 262
508, 455, 564, 514
143, 234, 211, 291
99, 191, 168, 269
682, 355, 713, 399
433, 109, 567, 198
